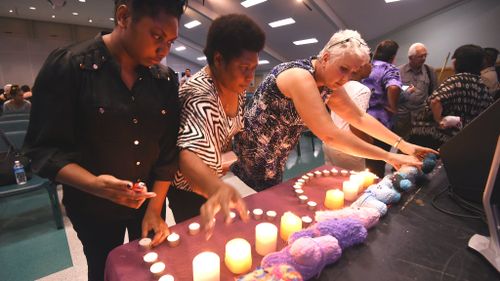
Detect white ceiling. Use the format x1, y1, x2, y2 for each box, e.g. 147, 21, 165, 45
0, 0, 465, 71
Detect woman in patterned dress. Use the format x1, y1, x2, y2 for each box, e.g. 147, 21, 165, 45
142, 14, 266, 242
409, 44, 494, 149
232, 29, 437, 191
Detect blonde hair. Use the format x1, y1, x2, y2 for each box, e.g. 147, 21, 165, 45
318, 29, 370, 64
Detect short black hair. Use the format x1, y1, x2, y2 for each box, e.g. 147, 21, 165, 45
204, 14, 265, 67
452, 44, 484, 75
114, 0, 186, 24
21, 85, 30, 92
10, 84, 21, 97
484, 47, 499, 67
373, 40, 399, 63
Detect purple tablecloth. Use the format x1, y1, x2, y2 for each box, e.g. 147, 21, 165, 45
105, 165, 351, 281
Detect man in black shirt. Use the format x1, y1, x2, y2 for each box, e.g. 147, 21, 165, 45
24, 1, 185, 280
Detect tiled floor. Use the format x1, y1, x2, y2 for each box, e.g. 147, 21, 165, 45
36, 135, 324, 281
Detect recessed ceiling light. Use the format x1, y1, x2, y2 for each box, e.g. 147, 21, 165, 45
385, 0, 400, 2
293, 38, 318, 45
258, 60, 270, 65
79, 0, 86, 2
197, 56, 207, 61
175, 46, 186, 51
184, 20, 201, 29
72, 12, 79, 16
269, 18, 295, 28
9, 9, 13, 13
29, 6, 36, 10
109, 17, 114, 21
88, 19, 93, 23
241, 0, 267, 8
52, 15, 55, 18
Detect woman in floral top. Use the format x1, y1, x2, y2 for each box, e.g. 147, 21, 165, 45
232, 30, 436, 190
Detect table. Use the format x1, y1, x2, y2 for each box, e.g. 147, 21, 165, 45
105, 165, 499, 281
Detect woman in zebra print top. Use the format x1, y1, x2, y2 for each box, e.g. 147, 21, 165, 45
143, 14, 265, 241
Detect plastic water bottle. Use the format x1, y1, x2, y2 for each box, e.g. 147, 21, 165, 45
13, 160, 27, 185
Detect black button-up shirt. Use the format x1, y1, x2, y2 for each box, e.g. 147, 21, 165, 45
24, 34, 180, 220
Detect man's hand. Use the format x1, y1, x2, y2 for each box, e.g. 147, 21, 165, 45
90, 175, 156, 209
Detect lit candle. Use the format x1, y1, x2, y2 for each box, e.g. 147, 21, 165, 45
295, 181, 304, 187
297, 179, 306, 184
143, 252, 158, 264
293, 184, 302, 190
158, 274, 175, 281
188, 222, 200, 235
280, 212, 302, 241
301, 175, 310, 181
255, 223, 278, 256
340, 170, 349, 177
224, 238, 252, 274
330, 168, 339, 176
298, 195, 308, 204
138, 237, 152, 249
229, 211, 236, 220
294, 189, 304, 197
167, 232, 180, 247
150, 262, 166, 277
322, 169, 331, 176
306, 172, 314, 177
324, 189, 344, 210
266, 210, 277, 221
360, 169, 378, 189
342, 181, 359, 201
252, 208, 263, 220
193, 252, 220, 281
314, 171, 322, 177
301, 216, 313, 227
307, 201, 317, 210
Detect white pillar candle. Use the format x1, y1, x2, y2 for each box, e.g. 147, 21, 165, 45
349, 174, 364, 190
138, 237, 152, 249
158, 274, 175, 281
150, 262, 166, 277
143, 252, 158, 264
266, 210, 277, 221
342, 181, 359, 201
188, 222, 200, 235
324, 189, 344, 210
280, 212, 302, 241
193, 252, 220, 281
298, 195, 308, 204
307, 201, 317, 210
360, 169, 378, 189
167, 232, 180, 247
224, 238, 252, 274
255, 223, 278, 256
252, 208, 263, 220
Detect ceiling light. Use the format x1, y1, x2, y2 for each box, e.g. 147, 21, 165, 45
385, 0, 400, 2
269, 18, 295, 28
175, 46, 186, 51
184, 20, 201, 29
293, 38, 318, 45
9, 9, 13, 13
258, 60, 270, 65
197, 56, 207, 61
109, 17, 114, 21
88, 19, 93, 23
72, 12, 79, 16
52, 15, 55, 18
29, 6, 36, 10
241, 0, 267, 8
79, 0, 86, 2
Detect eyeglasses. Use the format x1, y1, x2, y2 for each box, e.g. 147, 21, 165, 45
327, 37, 368, 50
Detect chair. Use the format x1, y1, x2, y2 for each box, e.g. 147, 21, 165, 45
0, 113, 30, 121
0, 120, 29, 133
0, 129, 63, 229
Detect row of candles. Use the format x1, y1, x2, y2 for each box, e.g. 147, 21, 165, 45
139, 168, 378, 280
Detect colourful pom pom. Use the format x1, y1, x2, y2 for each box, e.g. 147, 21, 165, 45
315, 207, 381, 229
366, 178, 401, 204
399, 179, 412, 191
422, 158, 436, 174
351, 193, 388, 216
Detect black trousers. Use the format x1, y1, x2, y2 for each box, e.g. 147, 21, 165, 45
66, 210, 143, 281
365, 138, 392, 178
167, 187, 207, 223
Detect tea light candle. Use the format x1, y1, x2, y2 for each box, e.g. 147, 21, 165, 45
298, 195, 308, 204
301, 175, 310, 181
342, 181, 359, 201
301, 216, 313, 227
280, 212, 302, 241
307, 201, 317, 210
322, 169, 331, 176
143, 252, 158, 264
252, 208, 263, 220
229, 211, 236, 220
158, 274, 175, 281
138, 237, 152, 249
150, 262, 166, 277
225, 238, 252, 274
193, 252, 220, 281
188, 222, 200, 235
330, 168, 339, 176
295, 181, 303, 187
340, 170, 349, 177
297, 179, 306, 184
266, 210, 277, 221
306, 172, 314, 177
324, 189, 344, 210
293, 184, 302, 190
314, 171, 322, 177
294, 189, 304, 197
255, 223, 278, 256
167, 232, 180, 247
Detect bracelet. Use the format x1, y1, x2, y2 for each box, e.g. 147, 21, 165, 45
392, 137, 403, 150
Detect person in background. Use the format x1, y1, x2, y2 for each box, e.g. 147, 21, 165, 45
2, 84, 31, 114
144, 14, 265, 241
395, 43, 438, 139
180, 67, 191, 85
23, 1, 185, 280
410, 44, 494, 149
323, 62, 373, 171
232, 30, 436, 191
481, 47, 499, 97
361, 39, 402, 177
21, 84, 33, 101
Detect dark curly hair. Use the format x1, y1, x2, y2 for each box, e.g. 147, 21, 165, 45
373, 40, 399, 63
113, 0, 186, 23
204, 14, 265, 67
452, 44, 484, 75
